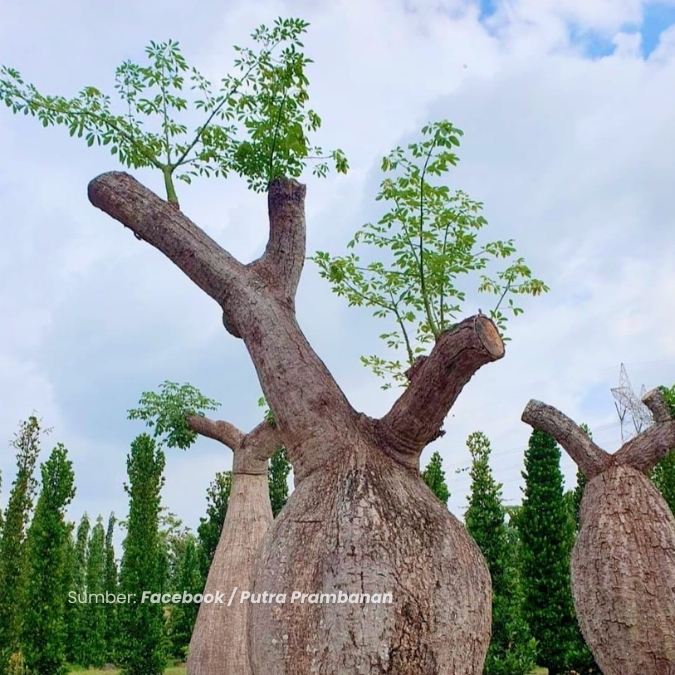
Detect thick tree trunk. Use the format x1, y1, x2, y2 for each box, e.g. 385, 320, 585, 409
186, 418, 281, 675
249, 444, 491, 675
522, 394, 675, 675
88, 172, 505, 674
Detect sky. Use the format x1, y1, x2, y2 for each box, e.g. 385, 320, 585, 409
1, 0, 675, 539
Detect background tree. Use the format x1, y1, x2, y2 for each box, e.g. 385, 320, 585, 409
103, 513, 118, 663
0, 415, 44, 675
66, 513, 90, 666
21, 444, 75, 675
268, 448, 291, 517
83, 517, 107, 667
651, 384, 675, 515
167, 535, 202, 660
523, 393, 675, 675
117, 434, 167, 675
196, 471, 231, 583
517, 429, 591, 675
421, 450, 450, 506
465, 432, 536, 675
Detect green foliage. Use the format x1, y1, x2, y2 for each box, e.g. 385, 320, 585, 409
652, 385, 675, 515
197, 471, 231, 583
82, 518, 107, 667
517, 430, 596, 674
117, 434, 167, 675
0, 17, 347, 203
464, 432, 536, 675
167, 536, 201, 660
103, 513, 118, 663
312, 121, 548, 388
65, 514, 90, 666
268, 448, 291, 517
128, 381, 220, 450
421, 451, 450, 506
22, 444, 75, 675
0, 416, 45, 675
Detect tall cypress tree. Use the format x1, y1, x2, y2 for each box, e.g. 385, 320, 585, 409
65, 513, 90, 665
103, 512, 118, 662
83, 517, 107, 667
21, 444, 75, 675
117, 434, 167, 675
167, 535, 202, 660
268, 448, 291, 517
0, 415, 43, 674
421, 451, 450, 506
465, 432, 536, 675
517, 430, 583, 675
197, 471, 231, 583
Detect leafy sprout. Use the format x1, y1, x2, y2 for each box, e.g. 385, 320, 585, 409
128, 381, 220, 450
0, 17, 348, 204
312, 120, 549, 389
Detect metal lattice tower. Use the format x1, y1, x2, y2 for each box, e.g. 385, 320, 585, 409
611, 364, 654, 442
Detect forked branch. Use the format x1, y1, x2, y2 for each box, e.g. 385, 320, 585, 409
186, 414, 282, 475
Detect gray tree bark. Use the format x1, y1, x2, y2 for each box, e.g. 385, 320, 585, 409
522, 392, 675, 675
88, 172, 506, 674
184, 417, 281, 675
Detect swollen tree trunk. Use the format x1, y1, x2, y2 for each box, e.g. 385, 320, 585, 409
88, 172, 506, 674
522, 391, 675, 675
185, 418, 281, 675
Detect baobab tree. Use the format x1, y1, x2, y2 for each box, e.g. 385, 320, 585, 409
522, 390, 675, 675
1, 18, 547, 673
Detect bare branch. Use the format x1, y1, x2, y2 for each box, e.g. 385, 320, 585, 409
186, 415, 244, 450
614, 420, 675, 474
642, 388, 672, 424
186, 414, 282, 475
521, 400, 612, 479
248, 178, 306, 302
378, 315, 505, 457
87, 172, 249, 332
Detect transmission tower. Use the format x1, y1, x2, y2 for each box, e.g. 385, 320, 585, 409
610, 363, 654, 443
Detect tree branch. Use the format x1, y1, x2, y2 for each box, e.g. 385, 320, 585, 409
614, 419, 675, 474
642, 388, 672, 424
87, 172, 249, 334
185, 415, 244, 450
248, 178, 306, 303
186, 414, 282, 475
378, 315, 504, 456
521, 400, 612, 479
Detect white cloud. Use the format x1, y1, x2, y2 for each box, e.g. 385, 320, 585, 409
0, 0, 674, 528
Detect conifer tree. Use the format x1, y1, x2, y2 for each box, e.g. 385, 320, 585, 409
65, 513, 90, 665
0, 415, 44, 674
83, 517, 107, 667
196, 471, 231, 583
167, 535, 202, 660
117, 434, 167, 675
517, 430, 587, 675
103, 512, 118, 662
465, 432, 536, 675
421, 450, 450, 506
268, 448, 291, 517
21, 444, 75, 675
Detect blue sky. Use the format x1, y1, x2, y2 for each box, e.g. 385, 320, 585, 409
1, 0, 675, 538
